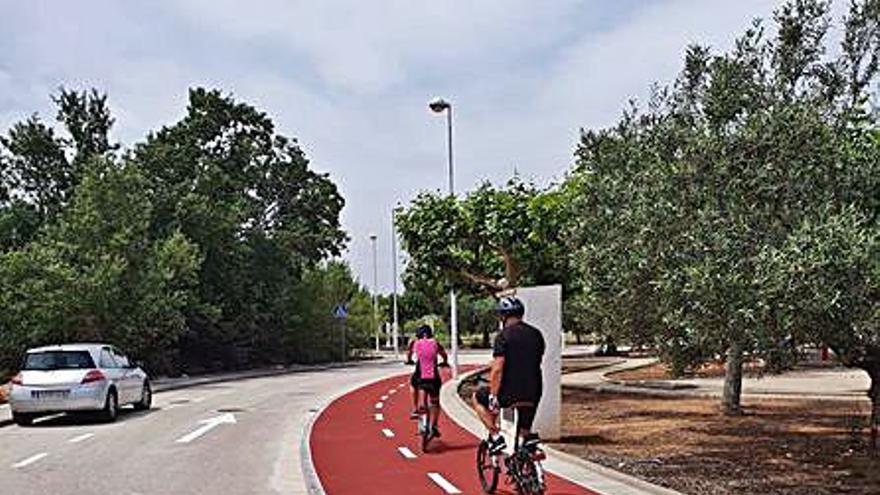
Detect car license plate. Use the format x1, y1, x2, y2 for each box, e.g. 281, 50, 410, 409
32, 389, 70, 400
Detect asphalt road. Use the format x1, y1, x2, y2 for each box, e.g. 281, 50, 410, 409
0, 362, 400, 495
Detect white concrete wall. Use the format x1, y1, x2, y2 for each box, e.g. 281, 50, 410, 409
499, 284, 562, 440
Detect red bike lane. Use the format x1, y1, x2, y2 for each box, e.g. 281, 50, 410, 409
310, 370, 597, 494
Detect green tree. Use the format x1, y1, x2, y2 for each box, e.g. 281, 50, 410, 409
564, 0, 880, 416
396, 179, 570, 294
132, 88, 347, 368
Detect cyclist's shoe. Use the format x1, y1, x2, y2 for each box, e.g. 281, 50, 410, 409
487, 434, 507, 455
432, 426, 442, 438
522, 433, 541, 451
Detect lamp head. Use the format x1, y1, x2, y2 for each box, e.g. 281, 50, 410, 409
428, 97, 450, 113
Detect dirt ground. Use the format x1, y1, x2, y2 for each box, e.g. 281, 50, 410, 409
552, 388, 879, 495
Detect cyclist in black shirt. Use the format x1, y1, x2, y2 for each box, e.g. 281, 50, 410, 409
472, 296, 545, 454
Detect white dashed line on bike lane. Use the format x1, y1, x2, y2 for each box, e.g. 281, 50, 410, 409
374, 413, 384, 421
397, 446, 417, 459
427, 472, 462, 494
375, 402, 383, 409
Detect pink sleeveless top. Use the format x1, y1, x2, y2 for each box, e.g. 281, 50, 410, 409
414, 339, 439, 379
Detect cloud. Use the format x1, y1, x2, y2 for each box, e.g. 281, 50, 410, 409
2, 0, 840, 293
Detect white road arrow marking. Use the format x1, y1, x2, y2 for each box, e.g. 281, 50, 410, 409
175, 413, 237, 444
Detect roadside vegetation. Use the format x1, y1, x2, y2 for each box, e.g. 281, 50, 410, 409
0, 88, 376, 379
398, 0, 879, 447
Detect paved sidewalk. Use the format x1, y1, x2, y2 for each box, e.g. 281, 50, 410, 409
568, 358, 871, 401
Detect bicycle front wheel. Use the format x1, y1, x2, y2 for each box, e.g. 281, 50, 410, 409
476, 440, 499, 493
515, 457, 545, 495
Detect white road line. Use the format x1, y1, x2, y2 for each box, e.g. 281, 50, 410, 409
32, 413, 65, 424
374, 413, 384, 421
191, 397, 206, 403
427, 473, 462, 494
382, 428, 395, 438
381, 395, 388, 401
68, 433, 95, 444
398, 384, 405, 388
389, 389, 397, 395
375, 402, 383, 409
13, 453, 48, 469
397, 446, 417, 459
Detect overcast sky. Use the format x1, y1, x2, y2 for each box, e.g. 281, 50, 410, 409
2, 0, 834, 293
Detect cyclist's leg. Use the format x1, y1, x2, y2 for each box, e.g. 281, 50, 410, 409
472, 387, 499, 434
427, 379, 441, 428
514, 404, 537, 437
410, 370, 420, 411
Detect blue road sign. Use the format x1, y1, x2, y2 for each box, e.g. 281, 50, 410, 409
333, 303, 349, 319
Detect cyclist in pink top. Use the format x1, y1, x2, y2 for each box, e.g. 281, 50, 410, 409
406, 325, 448, 438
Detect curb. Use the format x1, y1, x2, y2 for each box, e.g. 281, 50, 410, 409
441, 367, 683, 495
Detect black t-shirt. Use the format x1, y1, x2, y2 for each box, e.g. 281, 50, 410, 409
493, 321, 545, 404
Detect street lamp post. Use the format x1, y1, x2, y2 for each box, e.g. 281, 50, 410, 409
391, 207, 401, 358
370, 234, 379, 352
428, 97, 458, 378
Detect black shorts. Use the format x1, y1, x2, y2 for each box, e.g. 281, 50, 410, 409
474, 386, 538, 431
411, 370, 441, 398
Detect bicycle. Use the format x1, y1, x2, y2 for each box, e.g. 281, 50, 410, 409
476, 418, 546, 494
406, 361, 449, 452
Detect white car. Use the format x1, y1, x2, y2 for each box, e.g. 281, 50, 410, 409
9, 344, 152, 426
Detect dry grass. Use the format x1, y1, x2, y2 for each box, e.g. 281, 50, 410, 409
552, 388, 879, 495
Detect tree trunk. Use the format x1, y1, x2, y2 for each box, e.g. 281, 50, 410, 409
722, 340, 744, 416
868, 366, 880, 452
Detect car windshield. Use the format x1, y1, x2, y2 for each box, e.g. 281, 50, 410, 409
22, 351, 95, 370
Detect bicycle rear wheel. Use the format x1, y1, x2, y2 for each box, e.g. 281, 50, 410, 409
476, 440, 499, 493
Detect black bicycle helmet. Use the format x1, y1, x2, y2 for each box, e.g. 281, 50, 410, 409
416, 324, 433, 339
495, 296, 525, 317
